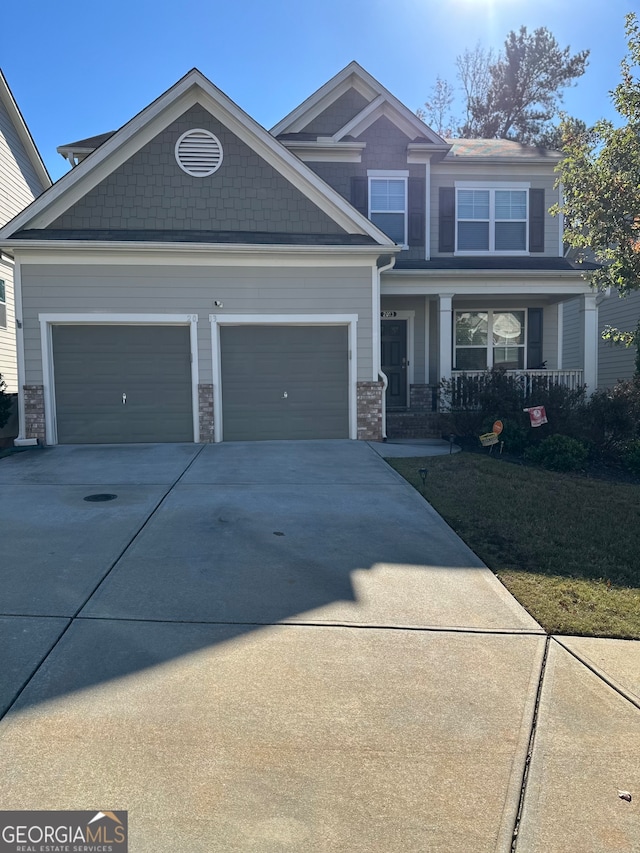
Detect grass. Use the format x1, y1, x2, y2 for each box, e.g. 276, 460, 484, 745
388, 453, 640, 638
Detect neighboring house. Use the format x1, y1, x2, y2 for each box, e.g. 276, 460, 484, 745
0, 63, 598, 445
596, 289, 640, 389
0, 70, 50, 395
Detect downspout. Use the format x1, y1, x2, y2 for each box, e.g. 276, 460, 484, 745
377, 255, 397, 440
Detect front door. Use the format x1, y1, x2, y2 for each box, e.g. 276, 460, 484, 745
381, 319, 407, 408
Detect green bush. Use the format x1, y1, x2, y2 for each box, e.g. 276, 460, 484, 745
582, 376, 640, 456
440, 368, 586, 452
524, 434, 589, 472
620, 439, 640, 477
0, 375, 11, 430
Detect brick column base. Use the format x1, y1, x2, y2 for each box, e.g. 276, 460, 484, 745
24, 385, 45, 442
357, 381, 383, 441
198, 384, 214, 443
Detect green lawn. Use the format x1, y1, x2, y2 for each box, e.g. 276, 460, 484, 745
388, 453, 640, 638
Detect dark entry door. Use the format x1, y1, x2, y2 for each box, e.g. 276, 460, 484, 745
381, 319, 407, 408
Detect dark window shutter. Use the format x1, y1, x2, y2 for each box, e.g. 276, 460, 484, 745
439, 187, 455, 253
527, 308, 543, 368
408, 177, 426, 246
529, 188, 545, 253
351, 176, 368, 216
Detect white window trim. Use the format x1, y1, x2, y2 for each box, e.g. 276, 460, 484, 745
368, 171, 409, 249
453, 308, 528, 371
209, 313, 358, 443
454, 182, 531, 256
38, 313, 200, 446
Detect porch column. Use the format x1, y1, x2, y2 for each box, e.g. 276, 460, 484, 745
438, 295, 453, 382
582, 294, 598, 394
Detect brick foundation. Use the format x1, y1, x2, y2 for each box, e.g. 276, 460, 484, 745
198, 383, 214, 443
410, 383, 437, 411
24, 385, 45, 442
357, 381, 383, 441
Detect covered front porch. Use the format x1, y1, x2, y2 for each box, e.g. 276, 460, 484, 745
379, 270, 598, 432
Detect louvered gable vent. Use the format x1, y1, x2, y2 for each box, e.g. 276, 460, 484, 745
175, 128, 223, 176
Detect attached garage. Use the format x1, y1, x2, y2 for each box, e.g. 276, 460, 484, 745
219, 324, 350, 441
51, 324, 194, 443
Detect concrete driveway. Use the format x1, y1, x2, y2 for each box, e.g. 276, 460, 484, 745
0, 441, 638, 852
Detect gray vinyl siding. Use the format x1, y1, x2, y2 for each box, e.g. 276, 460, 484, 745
20, 263, 374, 384
0, 258, 16, 391
49, 104, 345, 235
430, 165, 561, 259
562, 297, 581, 369
0, 95, 46, 394
598, 289, 640, 388
542, 303, 559, 369
302, 89, 371, 135
0, 98, 45, 226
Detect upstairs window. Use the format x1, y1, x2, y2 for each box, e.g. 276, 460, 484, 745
369, 174, 407, 246
456, 185, 529, 253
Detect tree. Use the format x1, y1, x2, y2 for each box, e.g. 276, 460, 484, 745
417, 76, 456, 137
555, 13, 640, 363
419, 27, 589, 145
463, 27, 589, 143
455, 44, 494, 137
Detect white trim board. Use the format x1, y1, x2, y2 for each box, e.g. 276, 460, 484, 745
38, 313, 200, 445
209, 313, 358, 443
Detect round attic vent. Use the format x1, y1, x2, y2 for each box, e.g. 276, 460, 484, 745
175, 128, 223, 177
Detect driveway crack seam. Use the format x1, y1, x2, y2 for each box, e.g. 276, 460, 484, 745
0, 445, 207, 723
510, 634, 550, 852
552, 636, 640, 712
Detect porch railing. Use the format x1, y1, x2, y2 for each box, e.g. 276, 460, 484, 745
446, 369, 584, 410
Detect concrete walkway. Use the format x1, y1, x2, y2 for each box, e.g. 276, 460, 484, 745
0, 441, 637, 852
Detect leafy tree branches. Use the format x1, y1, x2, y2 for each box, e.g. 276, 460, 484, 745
419, 27, 588, 146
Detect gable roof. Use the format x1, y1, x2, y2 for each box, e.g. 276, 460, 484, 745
271, 61, 450, 150
0, 68, 395, 248
0, 70, 51, 190
56, 131, 117, 165
444, 139, 562, 163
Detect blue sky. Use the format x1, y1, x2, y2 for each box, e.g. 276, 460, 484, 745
3, 0, 637, 181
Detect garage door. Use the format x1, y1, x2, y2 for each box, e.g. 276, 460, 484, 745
52, 325, 193, 443
220, 325, 349, 440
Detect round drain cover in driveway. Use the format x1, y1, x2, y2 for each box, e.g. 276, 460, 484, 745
83, 493, 118, 502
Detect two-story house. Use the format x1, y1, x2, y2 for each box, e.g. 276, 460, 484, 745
0, 70, 50, 401
0, 63, 597, 445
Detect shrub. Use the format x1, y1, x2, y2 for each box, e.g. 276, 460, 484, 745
620, 439, 640, 477
524, 434, 589, 472
0, 375, 11, 430
582, 376, 640, 456
440, 368, 586, 451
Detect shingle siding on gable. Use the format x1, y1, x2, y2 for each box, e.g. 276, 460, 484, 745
302, 88, 370, 135
49, 104, 346, 235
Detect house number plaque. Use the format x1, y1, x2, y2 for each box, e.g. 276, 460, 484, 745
380, 311, 397, 318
